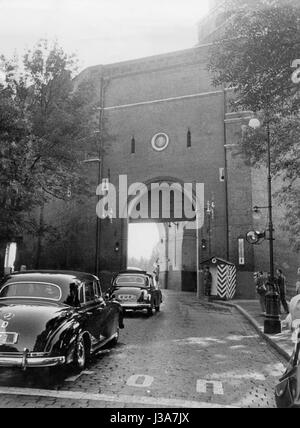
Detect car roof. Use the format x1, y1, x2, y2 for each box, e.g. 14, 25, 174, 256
2, 270, 98, 285
117, 269, 153, 277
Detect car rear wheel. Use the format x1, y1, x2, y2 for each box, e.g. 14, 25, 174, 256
74, 335, 88, 371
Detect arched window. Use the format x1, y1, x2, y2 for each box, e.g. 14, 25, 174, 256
187, 129, 192, 148
131, 136, 136, 154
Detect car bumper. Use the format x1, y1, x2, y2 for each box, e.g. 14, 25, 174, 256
120, 302, 151, 310
0, 352, 65, 369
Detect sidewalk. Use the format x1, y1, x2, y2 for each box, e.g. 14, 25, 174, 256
214, 299, 294, 362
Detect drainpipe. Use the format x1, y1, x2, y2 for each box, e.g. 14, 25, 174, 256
222, 89, 230, 260
95, 74, 110, 277
165, 224, 169, 289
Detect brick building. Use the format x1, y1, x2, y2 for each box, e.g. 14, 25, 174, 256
18, 0, 299, 297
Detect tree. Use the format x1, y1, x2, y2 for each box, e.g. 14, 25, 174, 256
208, 0, 300, 250
0, 69, 41, 241
0, 40, 96, 262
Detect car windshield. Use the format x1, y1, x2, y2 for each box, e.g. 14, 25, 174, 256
115, 275, 147, 287
0, 282, 62, 301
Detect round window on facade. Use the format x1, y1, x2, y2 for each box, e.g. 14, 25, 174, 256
151, 133, 169, 152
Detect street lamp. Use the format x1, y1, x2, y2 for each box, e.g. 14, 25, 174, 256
249, 118, 281, 334
246, 230, 266, 245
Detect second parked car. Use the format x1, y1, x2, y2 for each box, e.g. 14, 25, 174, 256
108, 269, 163, 316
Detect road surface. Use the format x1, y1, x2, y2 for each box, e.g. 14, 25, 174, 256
0, 291, 286, 408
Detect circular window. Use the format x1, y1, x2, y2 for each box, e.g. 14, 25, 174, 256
151, 133, 169, 152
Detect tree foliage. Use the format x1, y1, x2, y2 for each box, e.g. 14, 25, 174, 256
0, 40, 95, 243
209, 0, 300, 113
208, 0, 300, 250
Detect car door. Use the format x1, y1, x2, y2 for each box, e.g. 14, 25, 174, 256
80, 281, 103, 345
93, 280, 111, 340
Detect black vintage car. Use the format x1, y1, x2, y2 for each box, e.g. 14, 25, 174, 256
0, 271, 124, 370
108, 269, 163, 316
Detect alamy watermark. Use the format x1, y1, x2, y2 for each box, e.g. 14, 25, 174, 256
96, 175, 205, 230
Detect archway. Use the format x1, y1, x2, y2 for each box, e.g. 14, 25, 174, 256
124, 178, 204, 292
127, 222, 160, 272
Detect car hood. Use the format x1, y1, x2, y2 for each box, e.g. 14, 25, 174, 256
0, 301, 74, 353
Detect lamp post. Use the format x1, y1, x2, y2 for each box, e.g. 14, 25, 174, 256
249, 118, 281, 334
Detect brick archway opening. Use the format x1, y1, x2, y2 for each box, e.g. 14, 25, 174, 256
124, 179, 202, 292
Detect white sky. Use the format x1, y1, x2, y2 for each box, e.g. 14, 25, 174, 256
128, 224, 160, 260
0, 0, 210, 70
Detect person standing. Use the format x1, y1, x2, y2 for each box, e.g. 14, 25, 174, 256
276, 269, 289, 314
255, 272, 267, 315
203, 266, 212, 297
153, 258, 160, 283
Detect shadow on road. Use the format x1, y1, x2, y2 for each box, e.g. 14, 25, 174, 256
0, 342, 120, 390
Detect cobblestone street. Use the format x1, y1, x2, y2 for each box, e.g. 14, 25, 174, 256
0, 291, 287, 408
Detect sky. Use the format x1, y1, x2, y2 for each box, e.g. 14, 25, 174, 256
128, 224, 160, 261
0, 0, 210, 70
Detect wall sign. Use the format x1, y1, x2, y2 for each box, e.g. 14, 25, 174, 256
238, 238, 245, 265
219, 168, 225, 182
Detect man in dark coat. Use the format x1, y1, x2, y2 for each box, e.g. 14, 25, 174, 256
276, 269, 289, 314
255, 271, 267, 315
204, 266, 213, 297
